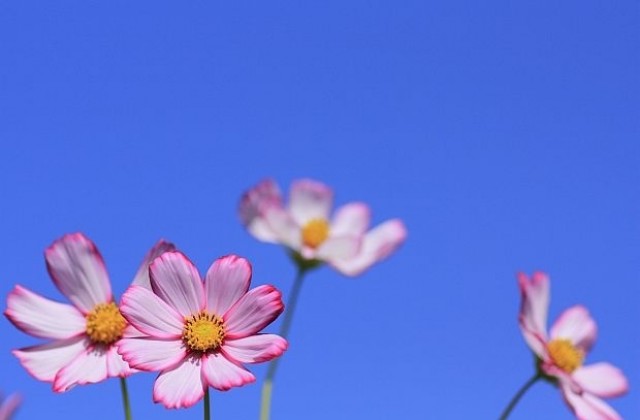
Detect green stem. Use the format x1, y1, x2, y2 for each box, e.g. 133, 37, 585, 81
204, 388, 210, 420
119, 377, 132, 420
498, 373, 541, 420
259, 268, 307, 420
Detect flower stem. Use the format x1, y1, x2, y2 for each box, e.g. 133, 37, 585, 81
259, 268, 307, 420
119, 377, 132, 420
498, 373, 541, 420
204, 388, 211, 420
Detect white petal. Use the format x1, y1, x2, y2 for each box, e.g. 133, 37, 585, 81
224, 285, 284, 339
53, 346, 109, 392
573, 363, 629, 398
118, 337, 186, 372
149, 252, 204, 317
238, 179, 283, 243
131, 240, 177, 289
330, 202, 371, 236
201, 353, 255, 391
153, 357, 205, 409
550, 305, 597, 353
13, 336, 88, 382
288, 179, 333, 224
517, 272, 550, 358
205, 255, 252, 316
222, 334, 287, 364
120, 286, 184, 338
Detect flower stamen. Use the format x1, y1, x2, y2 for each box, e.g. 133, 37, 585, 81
183, 312, 225, 353
85, 302, 126, 345
547, 339, 584, 373
301, 218, 330, 249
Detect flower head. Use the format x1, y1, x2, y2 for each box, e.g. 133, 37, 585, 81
518, 272, 628, 420
5, 233, 175, 392
239, 178, 407, 276
0, 393, 21, 420
118, 252, 287, 409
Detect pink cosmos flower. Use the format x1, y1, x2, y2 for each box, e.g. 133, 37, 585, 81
0, 393, 21, 420
518, 272, 628, 420
5, 233, 175, 392
117, 252, 287, 409
239, 178, 407, 276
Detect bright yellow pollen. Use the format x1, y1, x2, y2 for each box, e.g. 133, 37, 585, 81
183, 312, 225, 353
85, 302, 127, 345
547, 339, 584, 373
301, 218, 330, 249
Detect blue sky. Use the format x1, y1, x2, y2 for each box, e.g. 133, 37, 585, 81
1, 1, 638, 419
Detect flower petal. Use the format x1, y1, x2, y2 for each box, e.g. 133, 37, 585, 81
315, 235, 361, 262
153, 357, 205, 409
330, 202, 371, 236
205, 255, 252, 316
0, 394, 21, 420
149, 252, 204, 317
45, 233, 112, 313
202, 352, 255, 391
239, 179, 283, 243
222, 334, 287, 364
288, 179, 333, 224
573, 363, 629, 398
330, 219, 407, 276
562, 383, 623, 420
517, 272, 550, 358
262, 207, 301, 249
120, 286, 184, 339
223, 285, 284, 339
5, 285, 85, 339
106, 344, 135, 377
118, 337, 186, 372
13, 336, 87, 382
53, 346, 109, 392
131, 240, 177, 289
550, 305, 597, 353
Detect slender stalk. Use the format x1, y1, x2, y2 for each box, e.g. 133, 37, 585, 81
119, 377, 132, 420
204, 388, 211, 420
498, 373, 541, 420
259, 268, 307, 420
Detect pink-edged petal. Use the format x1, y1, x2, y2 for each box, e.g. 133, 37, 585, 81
330, 219, 407, 276
45, 233, 112, 313
149, 252, 204, 317
105, 343, 135, 377
330, 202, 371, 236
573, 363, 629, 398
120, 286, 184, 339
314, 235, 361, 262
153, 357, 205, 409
517, 272, 550, 358
118, 337, 187, 372
239, 179, 283, 243
132, 240, 177, 289
205, 255, 252, 316
0, 394, 21, 420
550, 305, 597, 353
222, 334, 287, 364
53, 346, 109, 392
262, 207, 301, 249
288, 179, 333, 224
202, 352, 255, 391
13, 336, 87, 382
562, 383, 623, 420
223, 285, 284, 339
5, 285, 85, 339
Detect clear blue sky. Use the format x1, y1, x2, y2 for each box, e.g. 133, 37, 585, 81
1, 2, 638, 419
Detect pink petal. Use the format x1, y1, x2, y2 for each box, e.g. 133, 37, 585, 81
45, 233, 112, 313
202, 353, 255, 391
562, 383, 623, 420
222, 334, 287, 364
149, 251, 204, 317
118, 337, 186, 372
5, 285, 85, 339
105, 344, 135, 377
262, 207, 301, 249
120, 286, 184, 339
330, 202, 371, 236
53, 346, 109, 392
153, 357, 205, 409
239, 179, 283, 243
315, 235, 361, 261
0, 394, 21, 420
13, 336, 87, 382
330, 219, 407, 276
223, 285, 284, 339
205, 255, 252, 316
550, 305, 597, 353
288, 179, 333, 225
131, 240, 177, 289
573, 363, 629, 398
517, 272, 550, 358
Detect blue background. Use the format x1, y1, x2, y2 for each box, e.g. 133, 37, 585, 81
1, 1, 638, 419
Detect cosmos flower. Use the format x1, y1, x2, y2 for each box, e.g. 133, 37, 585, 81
5, 233, 175, 392
239, 178, 407, 276
0, 393, 21, 420
518, 272, 628, 420
117, 252, 287, 409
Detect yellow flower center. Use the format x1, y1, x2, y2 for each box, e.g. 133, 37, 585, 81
547, 339, 584, 373
183, 312, 225, 353
301, 218, 330, 249
85, 302, 127, 345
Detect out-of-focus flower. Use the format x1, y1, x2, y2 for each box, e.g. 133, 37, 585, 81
0, 393, 21, 420
239, 178, 407, 276
118, 252, 287, 409
518, 272, 628, 420
5, 233, 175, 392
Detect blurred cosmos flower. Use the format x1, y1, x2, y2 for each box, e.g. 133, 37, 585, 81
517, 272, 628, 420
118, 253, 287, 409
5, 233, 175, 392
0, 393, 21, 420
239, 178, 407, 276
